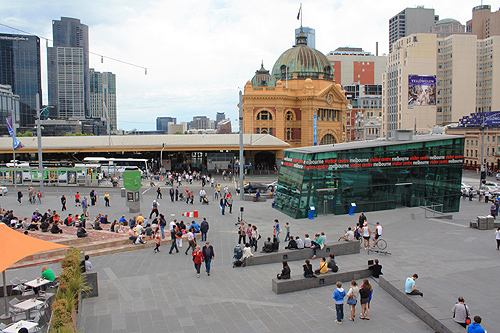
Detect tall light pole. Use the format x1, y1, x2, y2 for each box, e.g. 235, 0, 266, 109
160, 143, 165, 180
35, 94, 45, 196
406, 112, 417, 135
239, 90, 244, 201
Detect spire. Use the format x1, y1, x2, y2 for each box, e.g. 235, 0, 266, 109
296, 27, 307, 46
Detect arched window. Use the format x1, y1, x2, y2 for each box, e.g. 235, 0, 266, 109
285, 111, 294, 121
320, 134, 336, 145
286, 128, 292, 140
256, 110, 273, 120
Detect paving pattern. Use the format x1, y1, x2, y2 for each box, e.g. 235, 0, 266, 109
1, 170, 498, 332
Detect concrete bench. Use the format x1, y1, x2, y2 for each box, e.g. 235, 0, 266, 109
272, 268, 372, 294
245, 241, 360, 266
379, 275, 463, 333
243, 194, 267, 202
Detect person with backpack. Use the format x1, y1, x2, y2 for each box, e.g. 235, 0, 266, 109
149, 200, 159, 219
61, 195, 67, 211
158, 214, 167, 239
17, 190, 23, 205
200, 218, 209, 241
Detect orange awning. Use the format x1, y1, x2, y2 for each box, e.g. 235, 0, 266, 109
0, 223, 69, 273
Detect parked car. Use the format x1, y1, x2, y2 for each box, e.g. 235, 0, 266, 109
236, 182, 268, 194
266, 181, 278, 191
0, 186, 7, 196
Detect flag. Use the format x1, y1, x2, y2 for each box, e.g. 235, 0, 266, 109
5, 116, 24, 150
297, 5, 301, 20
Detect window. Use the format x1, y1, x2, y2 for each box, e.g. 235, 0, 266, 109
319, 134, 335, 145
286, 111, 294, 121
256, 110, 272, 120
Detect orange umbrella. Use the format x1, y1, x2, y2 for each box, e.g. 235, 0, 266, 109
0, 223, 69, 318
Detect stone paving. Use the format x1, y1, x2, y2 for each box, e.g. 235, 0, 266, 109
1, 170, 498, 332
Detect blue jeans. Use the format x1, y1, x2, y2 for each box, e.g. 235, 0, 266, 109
201, 232, 207, 241
275, 231, 280, 242
204, 258, 212, 273
335, 303, 344, 322
284, 232, 290, 242
160, 225, 165, 239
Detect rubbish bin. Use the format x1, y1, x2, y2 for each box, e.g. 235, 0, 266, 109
121, 188, 126, 198
477, 216, 487, 230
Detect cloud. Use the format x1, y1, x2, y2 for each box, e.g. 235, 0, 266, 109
0, 0, 495, 130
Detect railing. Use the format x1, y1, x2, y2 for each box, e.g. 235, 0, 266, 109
418, 198, 445, 218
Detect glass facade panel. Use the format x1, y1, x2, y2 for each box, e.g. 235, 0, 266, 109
275, 136, 465, 218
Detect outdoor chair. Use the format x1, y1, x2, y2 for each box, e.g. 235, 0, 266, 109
18, 284, 35, 296
9, 307, 27, 322
10, 277, 27, 295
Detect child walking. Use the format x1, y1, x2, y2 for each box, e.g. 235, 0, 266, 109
333, 281, 346, 323
153, 228, 161, 253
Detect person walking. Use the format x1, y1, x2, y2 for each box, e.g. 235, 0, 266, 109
61, 195, 67, 211
81, 197, 89, 217
37, 190, 42, 204
169, 187, 175, 202
159, 214, 167, 239
333, 281, 346, 323
157, 186, 162, 199
362, 222, 371, 250
373, 222, 382, 248
153, 228, 161, 253
17, 190, 23, 205
284, 222, 290, 242
149, 200, 159, 219
359, 279, 372, 320
185, 228, 197, 255
202, 242, 215, 276
452, 297, 470, 328
104, 192, 110, 207
496, 227, 500, 250
273, 219, 281, 242
75, 192, 80, 206
200, 218, 209, 241
226, 193, 233, 214
168, 225, 179, 254
467, 316, 486, 333
346, 280, 360, 321
192, 245, 204, 278
220, 196, 226, 215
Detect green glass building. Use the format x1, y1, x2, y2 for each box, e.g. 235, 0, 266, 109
274, 132, 465, 218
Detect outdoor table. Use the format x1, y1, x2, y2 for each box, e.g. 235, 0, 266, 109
2, 319, 38, 332
24, 278, 51, 289
13, 298, 43, 319
24, 277, 51, 293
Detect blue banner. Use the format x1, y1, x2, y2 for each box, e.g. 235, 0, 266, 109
313, 114, 317, 146
5, 116, 24, 150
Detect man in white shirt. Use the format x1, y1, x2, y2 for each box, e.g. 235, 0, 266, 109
185, 229, 196, 255
342, 227, 355, 241
169, 219, 177, 231
304, 234, 311, 248
295, 236, 304, 249
373, 222, 383, 247
199, 188, 206, 202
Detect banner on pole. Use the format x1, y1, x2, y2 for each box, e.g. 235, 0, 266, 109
5, 116, 24, 150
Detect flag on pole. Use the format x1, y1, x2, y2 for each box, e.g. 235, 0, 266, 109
297, 4, 301, 20
6, 116, 24, 150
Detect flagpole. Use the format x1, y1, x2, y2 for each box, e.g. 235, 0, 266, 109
12, 107, 17, 192
300, 3, 303, 28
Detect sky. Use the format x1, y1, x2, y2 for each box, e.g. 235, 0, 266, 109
1, 0, 498, 131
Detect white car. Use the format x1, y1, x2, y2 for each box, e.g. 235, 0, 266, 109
0, 186, 7, 196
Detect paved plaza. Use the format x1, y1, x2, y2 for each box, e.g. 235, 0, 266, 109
1, 170, 498, 332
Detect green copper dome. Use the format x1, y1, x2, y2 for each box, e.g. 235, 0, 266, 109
272, 28, 334, 81
251, 62, 276, 87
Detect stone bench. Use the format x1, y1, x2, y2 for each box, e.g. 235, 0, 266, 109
379, 275, 463, 333
245, 241, 360, 266
272, 268, 372, 294
243, 194, 267, 202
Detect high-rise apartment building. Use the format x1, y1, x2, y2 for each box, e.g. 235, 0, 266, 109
89, 69, 117, 132
156, 117, 177, 131
389, 7, 439, 52
429, 19, 465, 38
326, 47, 387, 86
216, 112, 225, 124
343, 84, 383, 141
295, 27, 315, 48
47, 46, 85, 119
0, 33, 42, 129
476, 36, 500, 112
189, 116, 214, 130
48, 17, 89, 118
466, 5, 500, 39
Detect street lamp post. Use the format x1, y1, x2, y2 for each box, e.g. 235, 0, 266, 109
160, 143, 165, 181
239, 90, 244, 201
406, 112, 417, 135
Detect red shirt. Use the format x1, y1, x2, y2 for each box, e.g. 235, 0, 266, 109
192, 250, 204, 264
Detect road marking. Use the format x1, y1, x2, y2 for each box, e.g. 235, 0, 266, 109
464, 237, 477, 242
142, 188, 151, 195
103, 267, 134, 301
428, 219, 468, 228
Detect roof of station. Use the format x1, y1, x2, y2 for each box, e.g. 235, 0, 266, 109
0, 134, 289, 154
286, 134, 464, 154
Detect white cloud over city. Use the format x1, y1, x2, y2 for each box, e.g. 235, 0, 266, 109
0, 0, 495, 130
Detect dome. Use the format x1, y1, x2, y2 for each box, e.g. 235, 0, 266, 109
435, 18, 461, 25
271, 28, 334, 82
251, 62, 276, 87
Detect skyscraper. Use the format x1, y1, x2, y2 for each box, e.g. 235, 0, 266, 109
156, 117, 176, 131
48, 17, 89, 118
0, 33, 42, 129
466, 5, 500, 39
89, 69, 117, 132
295, 27, 315, 48
389, 7, 439, 52
216, 112, 225, 124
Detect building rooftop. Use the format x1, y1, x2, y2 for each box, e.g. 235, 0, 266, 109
286, 134, 463, 154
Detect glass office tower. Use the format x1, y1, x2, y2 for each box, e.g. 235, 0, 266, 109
275, 133, 464, 218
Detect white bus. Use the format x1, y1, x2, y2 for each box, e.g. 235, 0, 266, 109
83, 157, 149, 176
